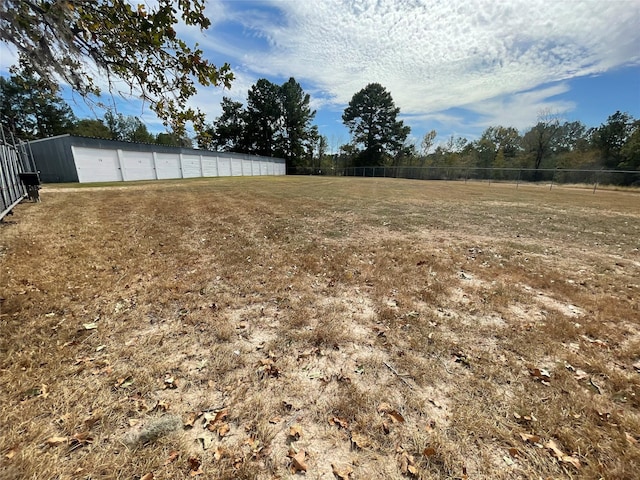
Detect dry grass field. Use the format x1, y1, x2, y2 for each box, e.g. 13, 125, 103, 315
1, 177, 639, 480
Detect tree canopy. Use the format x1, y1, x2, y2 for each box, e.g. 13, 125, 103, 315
202, 78, 317, 172
0, 0, 233, 135
342, 83, 410, 166
0, 72, 75, 140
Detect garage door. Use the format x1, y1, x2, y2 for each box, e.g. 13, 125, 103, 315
155, 153, 181, 179
73, 146, 122, 183
121, 151, 154, 181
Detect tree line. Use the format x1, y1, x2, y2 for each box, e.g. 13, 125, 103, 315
1, 71, 638, 177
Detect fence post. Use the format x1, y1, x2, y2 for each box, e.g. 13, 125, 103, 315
593, 170, 599, 194
549, 168, 556, 191
516, 169, 520, 189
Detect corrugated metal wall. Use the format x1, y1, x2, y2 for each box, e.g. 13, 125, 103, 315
29, 135, 286, 183
0, 140, 27, 219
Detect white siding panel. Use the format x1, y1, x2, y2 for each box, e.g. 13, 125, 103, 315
230, 158, 243, 176
73, 146, 122, 183
242, 158, 253, 176
155, 153, 181, 179
182, 154, 201, 178
218, 157, 231, 176
121, 151, 154, 181
202, 156, 218, 177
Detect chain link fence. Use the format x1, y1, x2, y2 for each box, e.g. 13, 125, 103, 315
336, 166, 640, 190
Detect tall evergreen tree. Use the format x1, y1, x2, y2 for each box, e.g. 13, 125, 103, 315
0, 72, 75, 140
210, 78, 318, 171
342, 83, 410, 167
278, 77, 318, 172
203, 97, 248, 153
245, 79, 282, 157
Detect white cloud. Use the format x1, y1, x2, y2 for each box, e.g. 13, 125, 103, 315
223, 0, 639, 128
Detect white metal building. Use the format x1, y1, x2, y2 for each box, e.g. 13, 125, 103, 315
28, 135, 285, 183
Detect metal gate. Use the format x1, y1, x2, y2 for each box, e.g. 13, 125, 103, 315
1, 128, 34, 220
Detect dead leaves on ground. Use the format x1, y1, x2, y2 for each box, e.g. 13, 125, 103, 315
377, 402, 405, 424
288, 424, 303, 440
332, 463, 354, 479
528, 366, 551, 386
257, 357, 280, 378
518, 432, 581, 470
545, 439, 581, 469
288, 448, 308, 473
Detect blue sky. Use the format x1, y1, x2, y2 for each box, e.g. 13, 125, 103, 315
2, 0, 639, 151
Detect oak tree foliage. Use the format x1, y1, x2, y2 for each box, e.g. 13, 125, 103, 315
0, 0, 233, 135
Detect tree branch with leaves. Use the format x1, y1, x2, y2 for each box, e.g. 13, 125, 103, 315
0, 0, 233, 135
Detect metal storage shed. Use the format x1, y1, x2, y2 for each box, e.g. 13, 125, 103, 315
28, 135, 286, 183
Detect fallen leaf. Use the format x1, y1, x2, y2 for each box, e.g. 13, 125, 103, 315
257, 358, 280, 378
388, 410, 405, 423
350, 433, 369, 449
115, 376, 134, 389
626, 432, 638, 445
95, 345, 106, 352
508, 448, 520, 457
529, 367, 551, 379
331, 463, 353, 479
163, 450, 179, 466
217, 423, 230, 438
398, 449, 417, 476
269, 416, 282, 424
71, 431, 94, 445
45, 436, 68, 446
184, 411, 202, 428
141, 473, 153, 480
519, 433, 541, 444
5, 447, 17, 459
213, 409, 228, 423
328, 416, 349, 429
503, 455, 514, 466
377, 403, 405, 423
545, 439, 581, 469
288, 448, 308, 473
188, 456, 203, 476
289, 424, 303, 440
423, 447, 436, 457
562, 455, 582, 469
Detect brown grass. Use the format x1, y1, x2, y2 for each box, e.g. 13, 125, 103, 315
1, 177, 639, 479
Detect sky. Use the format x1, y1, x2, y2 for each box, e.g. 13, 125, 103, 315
2, 0, 640, 151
